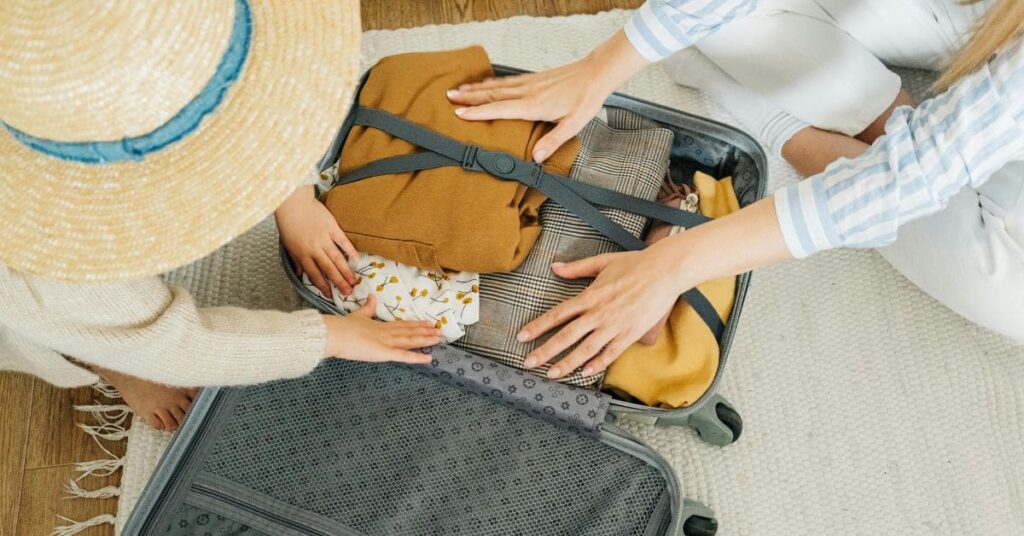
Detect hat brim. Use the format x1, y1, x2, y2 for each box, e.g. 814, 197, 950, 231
0, 0, 361, 281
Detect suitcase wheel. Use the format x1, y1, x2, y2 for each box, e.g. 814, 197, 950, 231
683, 514, 718, 536
689, 396, 743, 446
714, 402, 743, 443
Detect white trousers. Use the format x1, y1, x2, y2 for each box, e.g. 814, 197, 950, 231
673, 0, 1024, 341
877, 162, 1024, 341
690, 0, 990, 136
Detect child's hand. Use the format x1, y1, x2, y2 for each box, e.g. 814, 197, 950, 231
323, 295, 441, 364
276, 185, 359, 296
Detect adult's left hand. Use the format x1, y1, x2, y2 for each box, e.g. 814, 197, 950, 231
518, 241, 690, 379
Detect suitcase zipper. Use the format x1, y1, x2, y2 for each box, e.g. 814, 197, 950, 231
192, 482, 327, 535
189, 477, 363, 536
599, 424, 685, 535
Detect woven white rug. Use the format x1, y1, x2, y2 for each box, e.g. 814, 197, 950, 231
116, 10, 1024, 535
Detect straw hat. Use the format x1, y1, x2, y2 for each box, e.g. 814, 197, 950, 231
0, 0, 361, 281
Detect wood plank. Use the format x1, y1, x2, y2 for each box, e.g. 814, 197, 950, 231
25, 382, 127, 469
0, 372, 35, 536
359, 0, 642, 30
16, 465, 116, 536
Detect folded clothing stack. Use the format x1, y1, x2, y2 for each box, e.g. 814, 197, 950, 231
452, 113, 675, 387
311, 48, 736, 405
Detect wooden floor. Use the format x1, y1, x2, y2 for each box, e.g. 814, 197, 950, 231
0, 1, 641, 535
360, 0, 641, 30
0, 374, 126, 536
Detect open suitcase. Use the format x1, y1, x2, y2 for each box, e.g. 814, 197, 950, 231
122, 65, 768, 536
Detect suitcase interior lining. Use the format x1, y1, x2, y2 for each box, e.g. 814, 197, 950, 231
164, 358, 670, 536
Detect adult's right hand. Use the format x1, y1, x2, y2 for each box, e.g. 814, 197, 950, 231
446, 29, 650, 162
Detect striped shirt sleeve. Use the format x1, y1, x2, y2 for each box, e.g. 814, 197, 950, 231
624, 0, 759, 62
775, 36, 1024, 259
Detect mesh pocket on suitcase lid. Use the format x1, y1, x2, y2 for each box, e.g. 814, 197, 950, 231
199, 359, 669, 536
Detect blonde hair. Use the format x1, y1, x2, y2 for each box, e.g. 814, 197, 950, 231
934, 0, 1024, 91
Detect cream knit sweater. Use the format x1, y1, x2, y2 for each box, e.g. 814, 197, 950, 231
0, 264, 326, 388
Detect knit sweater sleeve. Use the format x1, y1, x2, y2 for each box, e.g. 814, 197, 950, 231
0, 268, 326, 387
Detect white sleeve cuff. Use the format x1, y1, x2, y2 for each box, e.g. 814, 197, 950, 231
774, 179, 843, 259
624, 2, 688, 63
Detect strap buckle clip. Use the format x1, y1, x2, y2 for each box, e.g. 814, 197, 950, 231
461, 145, 542, 188
461, 145, 481, 171
525, 162, 544, 189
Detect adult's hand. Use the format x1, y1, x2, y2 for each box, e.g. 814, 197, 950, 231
519, 198, 794, 378
517, 240, 690, 379
447, 30, 650, 162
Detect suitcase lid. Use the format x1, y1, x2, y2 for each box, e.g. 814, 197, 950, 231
124, 352, 687, 535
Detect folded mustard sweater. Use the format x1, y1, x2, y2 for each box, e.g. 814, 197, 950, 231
326, 46, 580, 273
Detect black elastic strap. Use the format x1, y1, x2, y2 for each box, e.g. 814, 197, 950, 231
335, 152, 457, 185
347, 108, 712, 229
354, 107, 467, 161
534, 172, 648, 251
341, 106, 725, 341
560, 178, 711, 229
344, 156, 712, 231
351, 108, 652, 252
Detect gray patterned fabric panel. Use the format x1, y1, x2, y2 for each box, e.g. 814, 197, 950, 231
453, 112, 673, 386
162, 503, 264, 536
414, 344, 611, 438
195, 359, 668, 535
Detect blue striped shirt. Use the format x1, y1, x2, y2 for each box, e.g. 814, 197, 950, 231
625, 1, 1024, 258
624, 0, 758, 62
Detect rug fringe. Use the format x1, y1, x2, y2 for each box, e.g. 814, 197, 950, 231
76, 420, 129, 442
91, 380, 122, 399
55, 383, 132, 534
64, 479, 120, 499
73, 403, 131, 427
52, 514, 116, 536
73, 455, 125, 479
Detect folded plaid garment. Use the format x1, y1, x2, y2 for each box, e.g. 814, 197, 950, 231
451, 110, 674, 386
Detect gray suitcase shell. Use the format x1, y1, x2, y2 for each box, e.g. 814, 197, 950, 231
122, 65, 767, 536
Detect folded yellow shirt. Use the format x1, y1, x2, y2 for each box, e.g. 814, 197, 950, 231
602, 172, 739, 408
